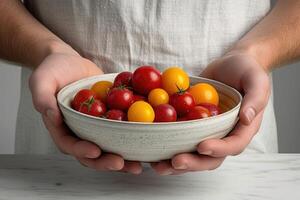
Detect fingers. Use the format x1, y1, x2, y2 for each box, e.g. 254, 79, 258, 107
29, 55, 140, 173
77, 155, 142, 175
200, 66, 214, 79
151, 161, 179, 175
42, 115, 101, 158
239, 69, 270, 125
151, 155, 225, 175
29, 67, 63, 127
92, 154, 124, 170
121, 161, 143, 175
73, 141, 101, 158
28, 54, 102, 126
172, 154, 225, 171
198, 112, 264, 157
200, 54, 270, 126
152, 110, 264, 175
77, 154, 124, 171
44, 114, 143, 174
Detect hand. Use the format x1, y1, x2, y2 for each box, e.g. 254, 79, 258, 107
151, 52, 270, 175
29, 47, 142, 174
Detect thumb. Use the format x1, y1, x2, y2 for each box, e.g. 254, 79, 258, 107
199, 61, 217, 79
239, 69, 270, 125
29, 69, 63, 127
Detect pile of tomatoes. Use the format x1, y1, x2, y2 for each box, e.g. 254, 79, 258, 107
71, 66, 221, 123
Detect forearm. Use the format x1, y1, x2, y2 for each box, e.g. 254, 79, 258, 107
0, 0, 75, 69
231, 0, 300, 71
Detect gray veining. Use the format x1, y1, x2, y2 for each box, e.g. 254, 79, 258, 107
0, 154, 299, 200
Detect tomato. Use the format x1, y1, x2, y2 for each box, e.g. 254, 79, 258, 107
72, 89, 96, 111
106, 109, 127, 121
133, 94, 147, 102
106, 87, 134, 110
148, 88, 169, 107
177, 116, 188, 122
188, 83, 219, 106
113, 71, 133, 87
91, 81, 113, 103
186, 106, 210, 120
169, 91, 195, 116
127, 101, 155, 122
199, 103, 221, 116
154, 104, 177, 122
162, 67, 190, 95
132, 66, 162, 95
78, 98, 106, 117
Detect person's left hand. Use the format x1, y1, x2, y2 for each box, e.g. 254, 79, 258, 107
151, 51, 270, 175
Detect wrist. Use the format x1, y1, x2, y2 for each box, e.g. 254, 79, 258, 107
228, 40, 276, 72
230, 40, 277, 72
47, 39, 79, 56
31, 38, 79, 69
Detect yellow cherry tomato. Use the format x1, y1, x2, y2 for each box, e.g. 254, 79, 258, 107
162, 66, 190, 95
188, 83, 219, 106
148, 88, 169, 107
127, 101, 155, 122
91, 81, 113, 102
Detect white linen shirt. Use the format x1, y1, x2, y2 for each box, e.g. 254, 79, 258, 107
16, 0, 278, 154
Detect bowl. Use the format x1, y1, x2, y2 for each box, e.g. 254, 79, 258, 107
57, 73, 242, 162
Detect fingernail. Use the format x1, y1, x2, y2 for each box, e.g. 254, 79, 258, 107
46, 109, 56, 124
245, 107, 256, 123
160, 170, 173, 176
174, 164, 187, 170
85, 151, 99, 159
107, 166, 120, 171
132, 168, 143, 175
200, 150, 213, 155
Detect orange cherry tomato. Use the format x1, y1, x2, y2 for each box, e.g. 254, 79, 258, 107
148, 88, 169, 107
162, 67, 190, 95
188, 83, 219, 106
127, 101, 155, 122
91, 81, 113, 102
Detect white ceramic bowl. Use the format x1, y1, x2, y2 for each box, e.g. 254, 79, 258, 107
57, 73, 242, 162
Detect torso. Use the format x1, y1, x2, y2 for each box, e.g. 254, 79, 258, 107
16, 0, 277, 154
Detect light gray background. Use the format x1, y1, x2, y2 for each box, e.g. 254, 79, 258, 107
0, 62, 20, 154
0, 61, 300, 154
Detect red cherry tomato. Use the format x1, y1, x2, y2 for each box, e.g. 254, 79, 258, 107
132, 66, 162, 95
72, 89, 96, 111
177, 116, 188, 122
106, 87, 134, 110
113, 71, 133, 87
186, 106, 210, 120
154, 104, 177, 122
169, 91, 196, 116
78, 98, 106, 117
106, 109, 127, 121
133, 94, 147, 102
198, 103, 221, 116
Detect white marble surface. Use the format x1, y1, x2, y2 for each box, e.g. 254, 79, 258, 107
0, 154, 299, 200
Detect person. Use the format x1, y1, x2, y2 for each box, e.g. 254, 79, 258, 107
0, 0, 299, 175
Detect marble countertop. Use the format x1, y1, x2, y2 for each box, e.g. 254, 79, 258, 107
0, 154, 299, 200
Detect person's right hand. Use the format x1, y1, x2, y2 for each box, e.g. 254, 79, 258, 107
29, 46, 142, 174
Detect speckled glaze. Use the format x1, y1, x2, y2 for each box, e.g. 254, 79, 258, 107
57, 74, 242, 162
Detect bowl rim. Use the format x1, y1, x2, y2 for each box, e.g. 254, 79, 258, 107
57, 74, 242, 126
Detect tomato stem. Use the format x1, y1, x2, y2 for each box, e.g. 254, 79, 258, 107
80, 97, 95, 112
116, 85, 132, 90
175, 84, 186, 94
